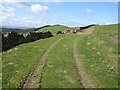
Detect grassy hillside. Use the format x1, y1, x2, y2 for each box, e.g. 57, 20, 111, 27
23, 27, 36, 31
2, 25, 78, 37
40, 34, 83, 88
2, 24, 118, 88
77, 24, 118, 88
37, 25, 70, 34
2, 35, 64, 88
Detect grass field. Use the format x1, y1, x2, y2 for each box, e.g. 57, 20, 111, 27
2, 24, 118, 88
37, 25, 78, 34
2, 35, 64, 88
40, 34, 83, 88
77, 24, 118, 88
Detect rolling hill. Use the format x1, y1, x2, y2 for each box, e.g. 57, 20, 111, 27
1, 25, 72, 35
1, 25, 51, 34
2, 24, 118, 88
1, 28, 34, 34
37, 25, 70, 34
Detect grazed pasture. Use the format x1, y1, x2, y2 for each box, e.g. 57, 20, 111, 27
2, 24, 118, 88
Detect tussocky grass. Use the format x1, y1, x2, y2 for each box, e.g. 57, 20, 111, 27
40, 34, 83, 88
2, 34, 66, 88
77, 24, 118, 88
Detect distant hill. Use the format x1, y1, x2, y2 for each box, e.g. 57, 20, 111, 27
33, 25, 51, 31
1, 28, 33, 34
1, 24, 98, 34
1, 25, 52, 34
37, 24, 98, 34
37, 25, 70, 33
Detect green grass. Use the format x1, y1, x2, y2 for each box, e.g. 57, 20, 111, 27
19, 25, 78, 36
77, 24, 118, 88
2, 24, 118, 88
40, 34, 83, 88
37, 25, 70, 34
2, 35, 65, 88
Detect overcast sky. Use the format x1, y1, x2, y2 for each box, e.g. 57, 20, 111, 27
1, 1, 118, 28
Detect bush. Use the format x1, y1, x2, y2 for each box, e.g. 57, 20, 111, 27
2, 31, 53, 52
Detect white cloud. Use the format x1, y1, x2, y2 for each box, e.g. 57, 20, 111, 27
0, 5, 5, 11
1, 0, 119, 2
4, 3, 49, 14
1, 12, 16, 26
14, 2, 30, 8
6, 7, 16, 12
30, 4, 48, 14
54, 0, 61, 2
0, 5, 16, 27
90, 22, 97, 24
23, 16, 32, 20
0, 5, 16, 12
23, 16, 33, 24
2, 0, 28, 2
35, 0, 61, 2
85, 8, 94, 13
1, 12, 15, 21
6, 13, 15, 17
4, 2, 31, 8
1, 14, 85, 28
103, 22, 114, 25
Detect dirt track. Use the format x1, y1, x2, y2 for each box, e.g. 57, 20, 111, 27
18, 28, 95, 88
21, 37, 65, 88
73, 37, 95, 88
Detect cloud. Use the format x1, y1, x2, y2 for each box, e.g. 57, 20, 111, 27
104, 22, 114, 25
87, 18, 114, 25
1, 14, 85, 28
0, 5, 16, 12
30, 4, 48, 14
14, 2, 30, 8
2, 0, 119, 2
0, 5, 5, 11
85, 8, 94, 13
90, 22, 97, 24
40, 0, 61, 3
6, 7, 16, 12
1, 12, 16, 27
4, 2, 31, 8
2, 0, 28, 2
4, 2, 49, 14
1, 13, 15, 21
23, 16, 32, 20
0, 5, 16, 27
53, 0, 61, 2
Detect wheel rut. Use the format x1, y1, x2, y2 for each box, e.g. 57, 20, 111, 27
19, 37, 65, 88
73, 37, 95, 88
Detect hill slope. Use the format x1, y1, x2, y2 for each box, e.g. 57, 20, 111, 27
2, 24, 118, 88
77, 24, 118, 88
37, 25, 70, 34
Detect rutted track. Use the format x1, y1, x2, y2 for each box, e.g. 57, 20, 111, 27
73, 37, 95, 88
39, 35, 83, 88
19, 37, 66, 88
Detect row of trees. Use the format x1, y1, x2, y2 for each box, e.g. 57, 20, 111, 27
2, 31, 53, 52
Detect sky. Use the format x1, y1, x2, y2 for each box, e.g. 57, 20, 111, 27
0, 1, 118, 28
